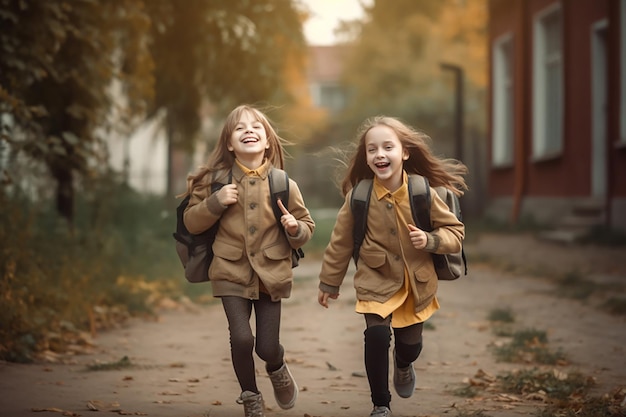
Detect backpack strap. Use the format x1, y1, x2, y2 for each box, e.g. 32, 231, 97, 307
411, 176, 468, 276
210, 169, 232, 193
268, 167, 305, 261
350, 179, 373, 264
407, 174, 432, 232
268, 167, 289, 224
173, 170, 232, 253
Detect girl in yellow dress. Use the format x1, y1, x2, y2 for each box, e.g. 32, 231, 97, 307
318, 116, 467, 417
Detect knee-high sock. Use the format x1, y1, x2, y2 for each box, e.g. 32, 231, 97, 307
364, 325, 392, 407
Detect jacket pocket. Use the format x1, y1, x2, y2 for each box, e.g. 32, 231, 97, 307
209, 240, 249, 284
359, 249, 386, 269
263, 242, 291, 262
213, 241, 244, 261
413, 262, 436, 283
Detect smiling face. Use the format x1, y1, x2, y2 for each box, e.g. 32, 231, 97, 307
364, 125, 409, 192
227, 110, 270, 168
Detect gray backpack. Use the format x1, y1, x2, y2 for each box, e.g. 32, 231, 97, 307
350, 174, 466, 280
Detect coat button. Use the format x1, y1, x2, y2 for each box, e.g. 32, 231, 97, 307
395, 255, 400, 261
249, 226, 256, 234
386, 203, 393, 209
249, 202, 257, 209
390, 229, 396, 235
250, 180, 256, 185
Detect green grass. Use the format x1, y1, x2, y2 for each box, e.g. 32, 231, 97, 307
85, 356, 133, 371
306, 208, 339, 255
487, 307, 515, 323
498, 368, 593, 400
492, 328, 567, 365
602, 297, 626, 315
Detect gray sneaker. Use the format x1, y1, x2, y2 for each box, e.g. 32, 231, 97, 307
268, 362, 298, 409
237, 391, 265, 417
370, 406, 392, 417
393, 351, 416, 398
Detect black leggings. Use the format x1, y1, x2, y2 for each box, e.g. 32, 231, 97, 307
364, 314, 424, 407
221, 293, 284, 393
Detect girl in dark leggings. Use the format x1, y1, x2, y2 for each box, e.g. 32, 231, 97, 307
318, 116, 466, 416
183, 105, 314, 417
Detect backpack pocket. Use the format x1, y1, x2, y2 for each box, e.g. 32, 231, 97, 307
179, 241, 211, 283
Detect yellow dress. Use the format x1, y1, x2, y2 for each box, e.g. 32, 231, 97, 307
355, 174, 439, 328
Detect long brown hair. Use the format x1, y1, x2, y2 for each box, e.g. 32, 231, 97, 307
341, 116, 468, 197
184, 105, 287, 195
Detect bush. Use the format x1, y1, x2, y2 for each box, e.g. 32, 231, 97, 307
0, 180, 183, 362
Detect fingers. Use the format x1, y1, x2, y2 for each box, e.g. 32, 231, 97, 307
409, 227, 427, 250
277, 198, 290, 215
408, 224, 420, 232
318, 291, 328, 308
318, 291, 339, 308
218, 184, 238, 206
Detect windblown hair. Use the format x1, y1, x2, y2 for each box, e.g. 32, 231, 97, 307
184, 104, 287, 195
341, 116, 468, 197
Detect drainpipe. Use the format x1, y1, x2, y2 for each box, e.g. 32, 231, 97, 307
511, 0, 529, 224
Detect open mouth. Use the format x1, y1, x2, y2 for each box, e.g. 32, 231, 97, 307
242, 137, 258, 144
375, 162, 390, 169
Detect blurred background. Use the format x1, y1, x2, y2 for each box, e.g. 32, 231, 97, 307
1, 0, 625, 362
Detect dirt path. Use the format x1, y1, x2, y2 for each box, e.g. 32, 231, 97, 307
1, 234, 625, 417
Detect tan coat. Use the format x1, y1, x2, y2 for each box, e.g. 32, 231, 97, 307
319, 178, 464, 312
184, 163, 315, 301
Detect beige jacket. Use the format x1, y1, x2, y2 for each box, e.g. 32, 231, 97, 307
184, 163, 314, 301
319, 177, 464, 312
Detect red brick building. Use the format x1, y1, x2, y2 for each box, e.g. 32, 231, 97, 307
488, 0, 626, 236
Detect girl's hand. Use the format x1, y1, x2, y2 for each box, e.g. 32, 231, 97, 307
277, 199, 298, 236
408, 224, 427, 250
318, 290, 339, 308
217, 184, 238, 206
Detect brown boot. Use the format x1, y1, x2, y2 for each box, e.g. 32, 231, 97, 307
237, 391, 265, 417
267, 362, 298, 409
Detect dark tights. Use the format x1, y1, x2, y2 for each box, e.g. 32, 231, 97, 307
364, 314, 424, 408
221, 293, 284, 393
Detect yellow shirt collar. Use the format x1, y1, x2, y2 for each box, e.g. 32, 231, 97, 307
373, 171, 409, 201
235, 158, 269, 177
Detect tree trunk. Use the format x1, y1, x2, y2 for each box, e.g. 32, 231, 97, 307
51, 164, 74, 225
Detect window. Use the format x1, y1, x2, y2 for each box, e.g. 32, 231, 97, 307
532, 4, 563, 159
310, 83, 346, 112
619, 0, 626, 146
492, 33, 514, 167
